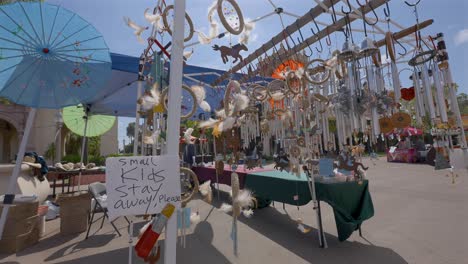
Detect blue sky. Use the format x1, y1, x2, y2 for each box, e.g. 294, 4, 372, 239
47, 0, 468, 149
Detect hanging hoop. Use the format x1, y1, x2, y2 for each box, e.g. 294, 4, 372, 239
267, 79, 288, 101
217, 0, 245, 35
286, 71, 303, 95
180, 167, 200, 207
224, 80, 242, 116
408, 50, 436, 67
252, 85, 269, 102
385, 32, 396, 62
161, 85, 197, 120
304, 59, 331, 85
162, 5, 195, 42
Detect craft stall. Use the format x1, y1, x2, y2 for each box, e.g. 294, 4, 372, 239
0, 0, 467, 263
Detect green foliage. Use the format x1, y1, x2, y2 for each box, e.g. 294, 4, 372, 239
458, 93, 468, 115
126, 122, 135, 140
87, 136, 101, 157
61, 154, 81, 164
0, 97, 11, 105
88, 155, 106, 166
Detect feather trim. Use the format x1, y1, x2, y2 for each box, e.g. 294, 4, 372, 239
216, 109, 226, 119
184, 128, 194, 144
199, 118, 219, 128
190, 212, 201, 224
235, 189, 254, 208
242, 209, 254, 218
183, 49, 194, 60
239, 21, 255, 45
219, 203, 233, 213
218, 116, 236, 131
199, 180, 211, 196
232, 93, 250, 113
199, 100, 211, 112
139, 89, 160, 111
191, 85, 206, 103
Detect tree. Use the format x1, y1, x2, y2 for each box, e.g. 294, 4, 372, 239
126, 122, 135, 142
457, 93, 468, 115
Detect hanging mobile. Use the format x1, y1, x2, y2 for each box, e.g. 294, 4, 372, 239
217, 0, 245, 35
162, 5, 195, 42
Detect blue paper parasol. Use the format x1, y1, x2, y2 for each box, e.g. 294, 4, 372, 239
0, 2, 111, 240
0, 1, 111, 108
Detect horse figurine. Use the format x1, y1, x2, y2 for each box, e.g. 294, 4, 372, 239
212, 43, 248, 64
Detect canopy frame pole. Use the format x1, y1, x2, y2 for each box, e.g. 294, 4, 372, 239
164, 0, 186, 263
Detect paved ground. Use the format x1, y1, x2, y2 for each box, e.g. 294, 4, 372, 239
1, 157, 467, 264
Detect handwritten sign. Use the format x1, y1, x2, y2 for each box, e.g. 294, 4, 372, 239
106, 155, 181, 219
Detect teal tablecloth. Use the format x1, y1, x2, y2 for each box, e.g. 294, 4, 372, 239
244, 171, 374, 241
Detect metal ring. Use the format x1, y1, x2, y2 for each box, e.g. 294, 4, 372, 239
286, 71, 303, 95
180, 167, 200, 207
217, 0, 245, 35
304, 59, 331, 85
161, 85, 197, 121
408, 50, 436, 67
162, 5, 195, 42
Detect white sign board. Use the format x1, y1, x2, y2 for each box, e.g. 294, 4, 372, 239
105, 155, 181, 219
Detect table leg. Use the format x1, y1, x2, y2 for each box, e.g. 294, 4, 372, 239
317, 200, 325, 248
53, 179, 56, 198
61, 177, 65, 194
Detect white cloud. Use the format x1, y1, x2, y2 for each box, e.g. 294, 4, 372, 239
454, 29, 468, 46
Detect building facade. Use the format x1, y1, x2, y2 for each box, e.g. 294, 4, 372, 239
0, 103, 118, 164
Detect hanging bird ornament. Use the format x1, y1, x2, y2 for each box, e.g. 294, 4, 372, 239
123, 16, 149, 43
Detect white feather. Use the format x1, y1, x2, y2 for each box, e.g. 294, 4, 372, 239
218, 117, 236, 131
191, 85, 206, 104
239, 21, 255, 45
123, 16, 147, 44
183, 49, 194, 60
295, 67, 305, 79
220, 203, 233, 213
197, 31, 213, 45
199, 180, 211, 196
144, 8, 162, 27
242, 209, 254, 218
199, 118, 219, 128
216, 109, 227, 119
235, 189, 254, 208
184, 128, 194, 144
190, 212, 201, 224
227, 80, 241, 93
232, 93, 250, 113
139, 89, 160, 111
200, 101, 211, 112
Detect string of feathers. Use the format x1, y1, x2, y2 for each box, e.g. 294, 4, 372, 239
199, 180, 213, 204
138, 85, 160, 111
191, 85, 211, 112
144, 8, 164, 32
219, 189, 255, 218
197, 1, 219, 44
239, 21, 255, 45
123, 16, 148, 44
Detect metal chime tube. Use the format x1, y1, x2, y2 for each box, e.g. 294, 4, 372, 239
421, 63, 436, 121
413, 72, 425, 118
368, 65, 380, 138
347, 63, 357, 133
432, 62, 448, 123
391, 61, 401, 104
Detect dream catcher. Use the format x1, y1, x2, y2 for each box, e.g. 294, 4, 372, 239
160, 84, 197, 120
267, 79, 288, 101
162, 5, 195, 42
216, 0, 245, 35
180, 167, 200, 207
304, 59, 331, 85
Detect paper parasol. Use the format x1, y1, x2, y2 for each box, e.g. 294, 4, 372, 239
391, 113, 411, 129
63, 105, 115, 137
379, 117, 393, 134
0, 2, 112, 109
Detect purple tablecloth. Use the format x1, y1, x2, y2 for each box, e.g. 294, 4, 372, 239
191, 165, 273, 189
